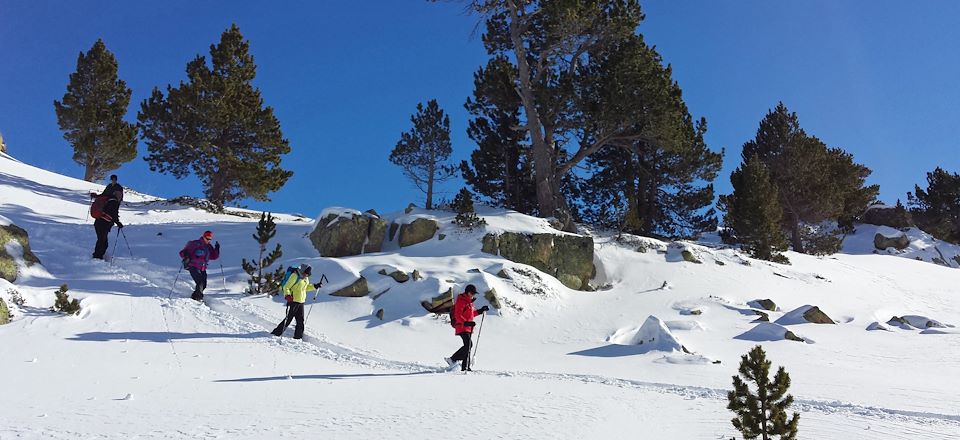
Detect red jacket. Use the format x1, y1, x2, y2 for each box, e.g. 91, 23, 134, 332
179, 239, 220, 271
453, 292, 479, 334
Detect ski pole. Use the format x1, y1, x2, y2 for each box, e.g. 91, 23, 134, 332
219, 261, 226, 292
305, 274, 328, 322
110, 228, 121, 265
120, 228, 133, 258
169, 266, 183, 300
472, 312, 486, 366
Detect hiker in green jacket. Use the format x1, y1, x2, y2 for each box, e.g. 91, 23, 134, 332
271, 264, 323, 339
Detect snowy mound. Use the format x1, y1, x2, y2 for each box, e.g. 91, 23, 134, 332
608, 315, 689, 353
843, 223, 960, 268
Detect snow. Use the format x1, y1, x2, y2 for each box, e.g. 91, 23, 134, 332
1, 152, 959, 438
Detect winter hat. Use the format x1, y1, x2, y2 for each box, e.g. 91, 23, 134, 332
202, 230, 214, 240
299, 264, 312, 276
110, 174, 118, 182
465, 284, 477, 294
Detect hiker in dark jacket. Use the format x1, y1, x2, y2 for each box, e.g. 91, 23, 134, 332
178, 230, 220, 301
101, 174, 124, 199
92, 190, 123, 260
445, 284, 489, 371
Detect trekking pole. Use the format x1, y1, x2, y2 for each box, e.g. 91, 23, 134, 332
219, 261, 226, 292
168, 266, 183, 300
471, 312, 486, 366
119, 228, 133, 258
109, 228, 121, 265
305, 274, 328, 322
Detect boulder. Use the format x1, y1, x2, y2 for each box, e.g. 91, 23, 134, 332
375, 308, 384, 320
1, 223, 41, 282
784, 330, 804, 342
753, 310, 770, 322
863, 205, 913, 229
411, 270, 424, 281
0, 131, 6, 153
482, 232, 594, 291
495, 269, 511, 280
388, 270, 409, 283
681, 250, 702, 264
484, 288, 501, 310
330, 276, 369, 297
421, 288, 454, 313
404, 203, 417, 214
309, 210, 387, 257
397, 218, 438, 248
802, 306, 835, 324
754, 299, 777, 311
874, 232, 909, 251
0, 297, 8, 325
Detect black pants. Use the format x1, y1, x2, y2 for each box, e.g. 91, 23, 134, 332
272, 303, 305, 339
189, 267, 207, 301
93, 220, 113, 259
451, 332, 473, 371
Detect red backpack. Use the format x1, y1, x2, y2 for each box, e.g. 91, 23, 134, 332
90, 195, 109, 221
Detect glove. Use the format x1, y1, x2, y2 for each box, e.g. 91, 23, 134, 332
465, 321, 476, 328
284, 294, 293, 303
313, 282, 323, 289
115, 221, 124, 229
214, 241, 220, 250
181, 257, 190, 269
478, 305, 490, 313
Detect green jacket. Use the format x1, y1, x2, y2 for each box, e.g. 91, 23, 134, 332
282, 273, 312, 304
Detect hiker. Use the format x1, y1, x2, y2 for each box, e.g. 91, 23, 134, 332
102, 174, 123, 199
178, 230, 220, 301
92, 190, 123, 260
271, 264, 323, 339
445, 284, 489, 371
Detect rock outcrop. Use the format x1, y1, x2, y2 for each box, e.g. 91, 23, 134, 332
0, 297, 9, 325
309, 210, 386, 257
1, 222, 41, 282
863, 205, 913, 229
329, 276, 369, 297
396, 218, 438, 248
874, 232, 910, 251
482, 232, 594, 290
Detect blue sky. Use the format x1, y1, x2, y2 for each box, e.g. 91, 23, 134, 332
1, 1, 958, 218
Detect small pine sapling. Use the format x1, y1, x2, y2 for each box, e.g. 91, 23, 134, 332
727, 345, 800, 440
241, 212, 285, 295
6, 287, 25, 306
51, 284, 81, 315
452, 188, 487, 229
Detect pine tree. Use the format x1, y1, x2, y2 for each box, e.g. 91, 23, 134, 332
461, 56, 537, 215
720, 155, 789, 264
54, 39, 137, 182
390, 99, 458, 210
578, 36, 722, 238
741, 103, 877, 254
727, 345, 800, 440
452, 188, 487, 229
51, 284, 81, 316
241, 212, 284, 295
138, 24, 292, 209
908, 167, 960, 243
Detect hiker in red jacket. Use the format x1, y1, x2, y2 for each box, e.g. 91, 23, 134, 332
91, 190, 123, 260
445, 284, 489, 371
179, 230, 220, 301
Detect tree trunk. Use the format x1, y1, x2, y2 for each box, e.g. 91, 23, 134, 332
83, 164, 95, 182
426, 161, 435, 210
505, 1, 566, 228
790, 215, 804, 254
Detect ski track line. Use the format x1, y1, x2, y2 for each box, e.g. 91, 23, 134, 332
101, 250, 960, 430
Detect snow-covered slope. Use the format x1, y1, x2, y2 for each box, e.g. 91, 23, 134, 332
1, 151, 958, 439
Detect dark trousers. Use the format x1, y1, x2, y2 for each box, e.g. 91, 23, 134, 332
451, 332, 473, 371
189, 267, 207, 301
272, 303, 305, 339
93, 220, 113, 259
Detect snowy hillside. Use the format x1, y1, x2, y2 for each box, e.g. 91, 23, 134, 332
1, 151, 959, 439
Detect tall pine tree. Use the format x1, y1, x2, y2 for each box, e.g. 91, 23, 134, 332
727, 345, 800, 440
720, 155, 789, 263
390, 99, 457, 210
741, 103, 877, 254
461, 56, 537, 215
908, 167, 960, 243
578, 36, 722, 238
54, 39, 137, 182
138, 24, 291, 209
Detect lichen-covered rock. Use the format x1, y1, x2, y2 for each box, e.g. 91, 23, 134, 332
495, 269, 511, 279
1, 223, 42, 282
310, 211, 386, 257
388, 270, 409, 283
330, 276, 369, 297
411, 270, 424, 281
802, 306, 835, 324
873, 232, 910, 251
484, 288, 501, 310
753, 310, 770, 322
482, 232, 594, 291
681, 250, 702, 264
421, 288, 454, 313
863, 205, 913, 229
397, 218, 438, 248
784, 330, 804, 342
754, 299, 777, 311
0, 297, 9, 325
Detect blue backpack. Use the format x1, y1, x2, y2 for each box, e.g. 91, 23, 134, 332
279, 267, 300, 290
